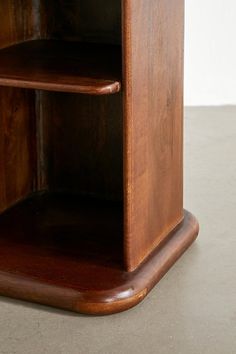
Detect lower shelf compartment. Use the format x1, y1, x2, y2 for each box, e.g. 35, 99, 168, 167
0, 193, 199, 315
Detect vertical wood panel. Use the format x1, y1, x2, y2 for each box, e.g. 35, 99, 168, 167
123, 0, 184, 270
0, 1, 38, 213
40, 92, 123, 200
0, 0, 39, 49
40, 0, 121, 44
0, 88, 37, 213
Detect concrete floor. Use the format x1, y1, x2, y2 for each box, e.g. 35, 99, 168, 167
0, 106, 236, 354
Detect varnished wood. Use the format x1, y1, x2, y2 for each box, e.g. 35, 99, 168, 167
123, 0, 185, 270
0, 0, 199, 314
0, 87, 37, 214
0, 193, 199, 315
0, 1, 122, 95
40, 91, 123, 199
0, 40, 121, 95
40, 0, 122, 44
0, 1, 38, 214
0, 0, 38, 49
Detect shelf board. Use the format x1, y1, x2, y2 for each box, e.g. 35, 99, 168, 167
0, 40, 121, 95
0, 192, 198, 314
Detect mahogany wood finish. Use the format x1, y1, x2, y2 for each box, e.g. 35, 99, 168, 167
0, 41, 121, 95
0, 0, 199, 315
0, 193, 198, 315
123, 0, 185, 270
0, 1, 37, 214
40, 91, 123, 199
0, 87, 37, 214
39, 0, 122, 44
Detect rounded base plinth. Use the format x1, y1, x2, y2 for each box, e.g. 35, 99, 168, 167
0, 202, 199, 315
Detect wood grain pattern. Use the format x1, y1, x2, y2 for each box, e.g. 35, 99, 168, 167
0, 1, 122, 95
0, 0, 199, 315
40, 0, 121, 44
0, 0, 38, 49
39, 91, 123, 200
123, 0, 185, 270
0, 87, 37, 213
0, 193, 199, 315
0, 40, 121, 95
0, 1, 37, 214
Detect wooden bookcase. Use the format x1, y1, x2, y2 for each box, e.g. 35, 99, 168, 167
0, 0, 199, 315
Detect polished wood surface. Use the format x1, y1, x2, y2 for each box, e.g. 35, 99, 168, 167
0, 1, 38, 214
40, 91, 123, 199
0, 0, 122, 47
0, 40, 121, 95
40, 0, 121, 44
0, 193, 198, 315
123, 0, 185, 270
0, 0, 37, 49
0, 87, 36, 214
0, 0, 199, 314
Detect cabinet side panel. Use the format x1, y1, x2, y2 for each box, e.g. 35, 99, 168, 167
123, 0, 184, 270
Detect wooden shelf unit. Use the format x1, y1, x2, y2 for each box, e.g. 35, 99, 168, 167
0, 0, 199, 315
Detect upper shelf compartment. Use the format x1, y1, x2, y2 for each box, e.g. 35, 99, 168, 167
0, 40, 121, 95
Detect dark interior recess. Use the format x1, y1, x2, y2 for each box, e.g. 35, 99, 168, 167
0, 1, 124, 266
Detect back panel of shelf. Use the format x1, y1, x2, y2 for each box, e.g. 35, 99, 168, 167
0, 0, 122, 46
40, 0, 122, 44
38, 91, 123, 200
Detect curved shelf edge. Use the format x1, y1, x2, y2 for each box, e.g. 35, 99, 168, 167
0, 78, 121, 96
0, 40, 122, 95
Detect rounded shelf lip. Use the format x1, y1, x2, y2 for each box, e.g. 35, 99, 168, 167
0, 209, 199, 315
73, 210, 199, 315
0, 40, 122, 95
0, 77, 121, 95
